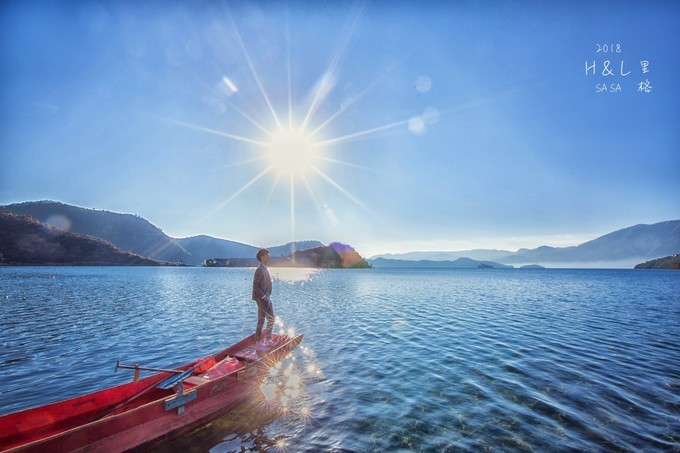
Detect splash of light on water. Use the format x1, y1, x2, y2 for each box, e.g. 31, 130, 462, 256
274, 436, 288, 451
256, 339, 325, 426
269, 267, 322, 284
298, 404, 312, 420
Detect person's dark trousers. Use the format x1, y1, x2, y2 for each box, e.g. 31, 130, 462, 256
255, 298, 275, 341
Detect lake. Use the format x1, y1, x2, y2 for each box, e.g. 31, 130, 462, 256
1, 266, 679, 451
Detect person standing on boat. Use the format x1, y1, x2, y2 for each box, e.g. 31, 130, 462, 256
252, 248, 275, 349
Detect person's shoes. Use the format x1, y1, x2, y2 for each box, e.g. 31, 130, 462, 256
253, 341, 269, 351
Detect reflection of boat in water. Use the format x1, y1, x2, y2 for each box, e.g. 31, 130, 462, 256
0, 333, 303, 452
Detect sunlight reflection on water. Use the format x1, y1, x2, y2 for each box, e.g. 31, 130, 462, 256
269, 267, 323, 284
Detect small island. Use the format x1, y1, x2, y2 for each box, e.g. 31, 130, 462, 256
205, 243, 371, 269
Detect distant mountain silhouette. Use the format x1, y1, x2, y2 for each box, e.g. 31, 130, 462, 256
371, 221, 680, 268
369, 257, 511, 269
177, 235, 258, 264
0, 211, 161, 266
374, 249, 514, 262
499, 221, 680, 265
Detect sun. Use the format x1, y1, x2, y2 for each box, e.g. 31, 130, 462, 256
171, 6, 413, 231
265, 127, 319, 178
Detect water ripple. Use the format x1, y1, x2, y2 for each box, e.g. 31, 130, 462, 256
1, 267, 679, 451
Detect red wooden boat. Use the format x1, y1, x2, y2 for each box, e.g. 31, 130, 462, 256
0, 333, 303, 452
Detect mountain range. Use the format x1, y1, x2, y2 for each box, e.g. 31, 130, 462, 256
370, 220, 680, 268
1, 201, 324, 266
2, 201, 678, 268
368, 257, 514, 269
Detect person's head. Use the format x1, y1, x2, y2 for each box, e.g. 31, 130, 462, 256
256, 248, 270, 264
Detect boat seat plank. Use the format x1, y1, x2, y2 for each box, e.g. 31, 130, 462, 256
184, 376, 210, 387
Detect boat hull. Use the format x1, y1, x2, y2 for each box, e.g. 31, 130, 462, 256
0, 334, 302, 452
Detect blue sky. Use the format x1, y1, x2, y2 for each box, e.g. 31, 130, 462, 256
1, 1, 678, 257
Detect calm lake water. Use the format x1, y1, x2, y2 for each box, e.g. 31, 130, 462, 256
1, 266, 679, 452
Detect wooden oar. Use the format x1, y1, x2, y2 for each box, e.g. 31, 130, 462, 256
94, 356, 215, 421
115, 361, 184, 375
